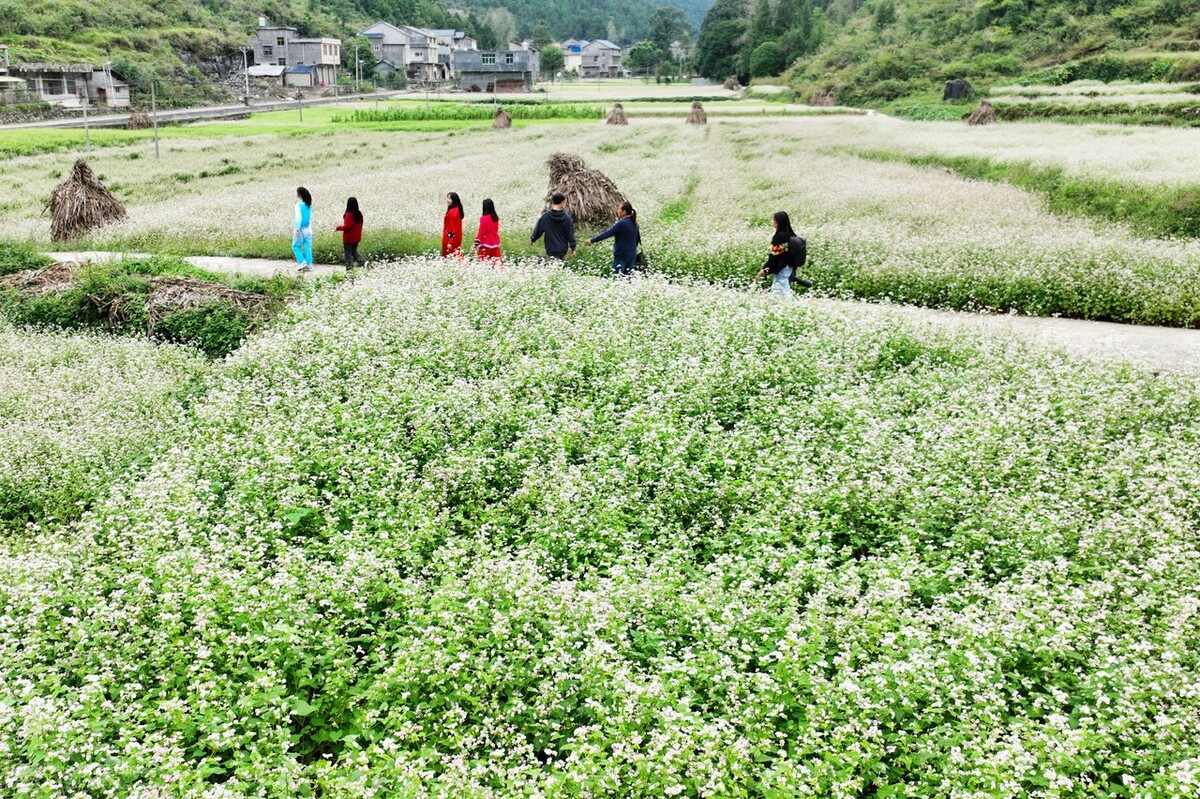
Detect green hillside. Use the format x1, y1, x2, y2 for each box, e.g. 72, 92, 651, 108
695, 0, 1200, 106
0, 0, 710, 104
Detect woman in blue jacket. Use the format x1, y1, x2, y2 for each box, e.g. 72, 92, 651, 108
292, 186, 314, 272
585, 202, 640, 277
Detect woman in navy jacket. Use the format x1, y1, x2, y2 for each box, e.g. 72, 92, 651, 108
585, 202, 640, 276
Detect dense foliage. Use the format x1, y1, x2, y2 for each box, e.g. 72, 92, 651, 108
3, 261, 1200, 795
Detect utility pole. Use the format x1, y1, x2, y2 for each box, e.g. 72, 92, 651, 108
297, 90, 303, 122
150, 76, 160, 160
81, 89, 90, 153
240, 47, 251, 105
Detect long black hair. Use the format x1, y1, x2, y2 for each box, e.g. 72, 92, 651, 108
447, 192, 464, 216
620, 201, 637, 227
345, 196, 362, 224
482, 198, 499, 222
297, 186, 312, 207
772, 210, 795, 237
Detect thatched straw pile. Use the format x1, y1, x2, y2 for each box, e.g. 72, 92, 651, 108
810, 89, 836, 107
687, 101, 707, 124
544, 152, 628, 229
965, 100, 997, 126
493, 106, 512, 129
142, 277, 269, 332
46, 159, 127, 242
607, 102, 628, 125
126, 111, 152, 130
0, 262, 81, 293
723, 77, 739, 91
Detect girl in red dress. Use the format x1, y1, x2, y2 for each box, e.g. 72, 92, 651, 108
442, 192, 464, 258
474, 198, 502, 266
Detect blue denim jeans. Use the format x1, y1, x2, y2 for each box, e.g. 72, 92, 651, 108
612, 256, 636, 277
771, 266, 794, 300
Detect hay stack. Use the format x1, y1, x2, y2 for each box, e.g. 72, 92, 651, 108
810, 89, 836, 107
544, 152, 628, 229
493, 106, 512, 129
723, 77, 739, 91
46, 159, 127, 242
687, 101, 707, 124
965, 100, 997, 126
0, 262, 81, 293
126, 111, 152, 130
607, 102, 628, 125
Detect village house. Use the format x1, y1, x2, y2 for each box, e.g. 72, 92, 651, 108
3, 62, 130, 108
358, 22, 476, 83
252, 20, 340, 88
452, 46, 539, 93
559, 39, 624, 78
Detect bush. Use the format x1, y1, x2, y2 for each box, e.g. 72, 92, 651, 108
0, 241, 52, 276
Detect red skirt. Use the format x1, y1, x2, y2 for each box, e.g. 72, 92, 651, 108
476, 244, 502, 265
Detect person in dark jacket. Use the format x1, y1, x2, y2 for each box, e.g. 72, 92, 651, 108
335, 197, 367, 268
585, 201, 640, 277
530, 193, 576, 260
758, 210, 803, 300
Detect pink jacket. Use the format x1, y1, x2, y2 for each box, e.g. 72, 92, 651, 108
475, 215, 500, 249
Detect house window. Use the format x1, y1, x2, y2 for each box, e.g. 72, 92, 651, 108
373, 46, 380, 53
65, 79, 76, 95
278, 58, 287, 66
482, 53, 496, 65
276, 37, 286, 47
505, 53, 514, 65
263, 46, 273, 57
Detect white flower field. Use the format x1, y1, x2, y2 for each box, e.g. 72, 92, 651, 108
2, 108, 1200, 796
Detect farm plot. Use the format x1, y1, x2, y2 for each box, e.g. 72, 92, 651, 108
2, 115, 1200, 325
2, 260, 1199, 797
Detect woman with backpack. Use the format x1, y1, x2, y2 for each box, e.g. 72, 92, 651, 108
336, 197, 367, 268
758, 211, 809, 300
585, 201, 640, 277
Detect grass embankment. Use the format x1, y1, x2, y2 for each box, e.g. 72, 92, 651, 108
850, 149, 1200, 239
993, 100, 1200, 126
4, 262, 1200, 794
0, 244, 301, 357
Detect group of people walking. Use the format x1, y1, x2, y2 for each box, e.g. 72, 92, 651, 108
292, 186, 808, 296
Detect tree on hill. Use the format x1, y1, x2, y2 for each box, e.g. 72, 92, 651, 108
750, 40, 783, 77
695, 0, 749, 81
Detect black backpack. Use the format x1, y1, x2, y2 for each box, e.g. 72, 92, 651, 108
787, 235, 807, 269
787, 235, 812, 287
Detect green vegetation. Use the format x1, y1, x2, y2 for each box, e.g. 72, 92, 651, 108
994, 99, 1200, 126
0, 256, 300, 357
5, 263, 1200, 793
334, 104, 606, 123
851, 149, 1200, 239
0, 241, 53, 276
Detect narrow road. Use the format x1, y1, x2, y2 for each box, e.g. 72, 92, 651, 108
1, 91, 408, 131
45, 252, 1200, 373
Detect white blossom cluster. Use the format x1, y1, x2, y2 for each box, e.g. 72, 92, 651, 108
2, 260, 1199, 796
0, 319, 206, 535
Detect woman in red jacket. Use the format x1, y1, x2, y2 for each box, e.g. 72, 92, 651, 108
335, 197, 366, 268
442, 192, 464, 258
474, 198, 502, 266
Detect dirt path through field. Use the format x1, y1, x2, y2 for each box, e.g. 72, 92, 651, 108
46, 252, 1200, 372
809, 297, 1200, 373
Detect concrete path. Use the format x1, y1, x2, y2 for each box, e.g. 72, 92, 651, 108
811, 298, 1200, 374
1, 91, 409, 131
46, 251, 345, 280
44, 252, 1200, 373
